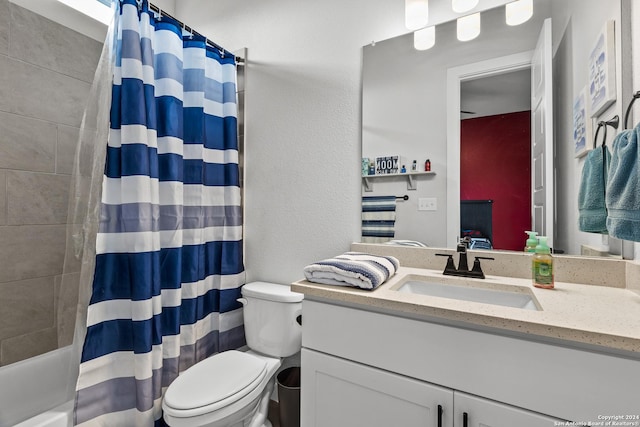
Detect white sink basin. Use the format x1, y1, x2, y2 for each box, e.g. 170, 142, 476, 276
395, 280, 540, 311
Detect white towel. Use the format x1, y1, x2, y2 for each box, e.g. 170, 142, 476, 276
303, 252, 400, 290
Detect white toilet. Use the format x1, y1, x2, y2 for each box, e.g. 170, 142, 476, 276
162, 282, 304, 427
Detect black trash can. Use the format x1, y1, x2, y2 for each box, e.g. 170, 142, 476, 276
276, 367, 301, 427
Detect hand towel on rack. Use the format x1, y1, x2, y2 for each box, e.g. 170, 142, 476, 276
361, 196, 396, 243
578, 145, 611, 233
303, 252, 400, 290
606, 128, 640, 241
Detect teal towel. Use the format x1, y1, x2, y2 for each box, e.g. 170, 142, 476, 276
606, 128, 640, 241
578, 145, 611, 233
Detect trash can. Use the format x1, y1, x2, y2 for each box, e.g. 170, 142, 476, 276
276, 367, 301, 427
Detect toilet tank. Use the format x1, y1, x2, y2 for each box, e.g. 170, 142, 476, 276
240, 282, 304, 358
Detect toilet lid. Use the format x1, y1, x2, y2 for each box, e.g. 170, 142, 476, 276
164, 350, 268, 411
242, 282, 304, 303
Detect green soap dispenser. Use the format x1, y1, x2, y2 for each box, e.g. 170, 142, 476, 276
524, 231, 538, 252
532, 236, 554, 289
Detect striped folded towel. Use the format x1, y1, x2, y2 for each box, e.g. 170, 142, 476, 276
303, 252, 400, 290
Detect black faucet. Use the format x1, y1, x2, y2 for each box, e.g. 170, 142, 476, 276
436, 237, 494, 279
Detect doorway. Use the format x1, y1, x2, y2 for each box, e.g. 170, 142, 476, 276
459, 69, 532, 251
446, 50, 535, 249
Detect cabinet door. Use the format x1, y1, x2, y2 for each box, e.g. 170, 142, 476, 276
302, 348, 453, 427
454, 391, 563, 427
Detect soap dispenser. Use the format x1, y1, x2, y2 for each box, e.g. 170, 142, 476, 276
524, 231, 538, 252
532, 236, 554, 289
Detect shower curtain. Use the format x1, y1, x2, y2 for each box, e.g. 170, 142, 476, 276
74, 1, 246, 425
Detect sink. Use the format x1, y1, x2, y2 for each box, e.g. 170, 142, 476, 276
395, 280, 540, 311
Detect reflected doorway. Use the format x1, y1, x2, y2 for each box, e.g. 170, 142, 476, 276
460, 69, 532, 251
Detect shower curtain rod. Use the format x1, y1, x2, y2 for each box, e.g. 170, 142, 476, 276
147, 2, 245, 64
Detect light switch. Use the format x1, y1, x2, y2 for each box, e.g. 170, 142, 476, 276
418, 197, 437, 211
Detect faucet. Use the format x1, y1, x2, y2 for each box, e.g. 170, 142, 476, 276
436, 237, 493, 279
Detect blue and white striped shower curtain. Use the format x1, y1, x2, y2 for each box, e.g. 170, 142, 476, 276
75, 1, 245, 425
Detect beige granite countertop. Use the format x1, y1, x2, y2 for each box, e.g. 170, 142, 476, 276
292, 266, 640, 354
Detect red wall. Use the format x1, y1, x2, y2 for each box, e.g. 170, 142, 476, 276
460, 111, 531, 251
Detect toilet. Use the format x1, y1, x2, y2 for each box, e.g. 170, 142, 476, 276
162, 282, 304, 427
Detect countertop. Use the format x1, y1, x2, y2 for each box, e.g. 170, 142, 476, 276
291, 266, 640, 355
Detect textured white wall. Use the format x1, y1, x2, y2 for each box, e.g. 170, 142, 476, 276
552, 0, 624, 255
175, 0, 409, 284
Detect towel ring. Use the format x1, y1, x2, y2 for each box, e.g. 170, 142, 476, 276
623, 91, 640, 129
593, 122, 606, 149
593, 115, 620, 148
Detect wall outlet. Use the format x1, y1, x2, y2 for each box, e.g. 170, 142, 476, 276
418, 197, 437, 211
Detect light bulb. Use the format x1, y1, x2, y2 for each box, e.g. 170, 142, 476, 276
405, 0, 429, 30
414, 26, 436, 50
452, 0, 479, 14
506, 0, 533, 26
457, 13, 481, 41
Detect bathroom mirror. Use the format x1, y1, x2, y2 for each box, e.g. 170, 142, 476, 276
361, 0, 632, 256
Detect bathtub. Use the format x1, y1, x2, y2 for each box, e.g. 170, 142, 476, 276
0, 346, 76, 427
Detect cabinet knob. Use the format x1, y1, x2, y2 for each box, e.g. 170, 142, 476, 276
463, 412, 469, 427
437, 405, 443, 427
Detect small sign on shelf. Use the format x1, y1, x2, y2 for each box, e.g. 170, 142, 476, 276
375, 156, 399, 175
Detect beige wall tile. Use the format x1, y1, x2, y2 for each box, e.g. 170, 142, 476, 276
7, 171, 71, 225
6, 55, 91, 127
54, 272, 80, 347
56, 125, 79, 175
9, 3, 101, 83
0, 0, 8, 56
0, 55, 11, 114
0, 276, 55, 341
0, 225, 66, 282
0, 170, 5, 225
0, 327, 57, 366
0, 111, 57, 173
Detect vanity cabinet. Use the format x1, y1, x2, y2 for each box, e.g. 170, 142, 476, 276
300, 300, 640, 426
303, 348, 559, 427
303, 348, 451, 426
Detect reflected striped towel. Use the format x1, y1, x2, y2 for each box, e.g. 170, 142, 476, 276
303, 252, 400, 290
362, 196, 396, 243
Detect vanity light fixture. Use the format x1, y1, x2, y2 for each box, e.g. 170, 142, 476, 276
414, 26, 436, 50
452, 0, 479, 14
505, 0, 533, 26
457, 12, 481, 41
405, 0, 429, 30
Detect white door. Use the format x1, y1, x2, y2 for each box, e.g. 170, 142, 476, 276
454, 391, 564, 427
301, 348, 454, 427
531, 18, 554, 248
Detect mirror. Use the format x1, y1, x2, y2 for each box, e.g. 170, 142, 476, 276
361, 0, 632, 256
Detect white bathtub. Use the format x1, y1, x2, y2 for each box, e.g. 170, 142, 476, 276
0, 346, 77, 427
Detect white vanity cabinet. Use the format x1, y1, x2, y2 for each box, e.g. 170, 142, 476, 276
303, 348, 562, 427
302, 348, 452, 426
300, 299, 640, 426
302, 349, 559, 427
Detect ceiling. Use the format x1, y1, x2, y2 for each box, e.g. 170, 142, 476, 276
460, 68, 532, 119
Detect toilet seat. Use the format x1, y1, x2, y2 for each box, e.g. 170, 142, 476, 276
163, 351, 268, 418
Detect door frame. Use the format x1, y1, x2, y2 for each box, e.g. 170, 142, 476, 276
446, 51, 534, 248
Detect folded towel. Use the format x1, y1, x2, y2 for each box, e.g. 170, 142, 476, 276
578, 145, 611, 233
606, 128, 640, 241
303, 252, 400, 290
384, 239, 428, 247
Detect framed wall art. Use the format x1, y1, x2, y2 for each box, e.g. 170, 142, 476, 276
574, 86, 592, 158
588, 20, 616, 117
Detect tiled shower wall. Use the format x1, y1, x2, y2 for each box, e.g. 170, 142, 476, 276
0, 0, 101, 366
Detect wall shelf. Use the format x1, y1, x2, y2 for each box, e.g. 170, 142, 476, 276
362, 171, 436, 192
